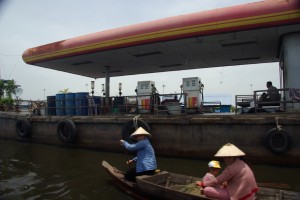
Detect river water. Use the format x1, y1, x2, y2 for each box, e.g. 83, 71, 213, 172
0, 139, 299, 200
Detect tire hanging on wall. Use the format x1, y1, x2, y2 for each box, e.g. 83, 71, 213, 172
264, 127, 291, 154
16, 117, 31, 138
121, 119, 151, 143
57, 119, 77, 144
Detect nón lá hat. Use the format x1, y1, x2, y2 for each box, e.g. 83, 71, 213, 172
130, 127, 151, 139
214, 143, 246, 157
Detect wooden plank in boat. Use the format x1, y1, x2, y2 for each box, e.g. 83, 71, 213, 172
136, 172, 211, 200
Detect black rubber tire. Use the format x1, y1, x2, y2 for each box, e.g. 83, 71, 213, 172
16, 118, 31, 138
57, 119, 77, 143
121, 119, 151, 143
265, 127, 291, 154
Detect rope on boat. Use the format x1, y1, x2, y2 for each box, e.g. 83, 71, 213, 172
133, 115, 141, 130
264, 117, 291, 154
122, 115, 150, 143
275, 117, 282, 131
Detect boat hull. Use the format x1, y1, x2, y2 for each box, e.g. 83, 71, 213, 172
102, 160, 300, 200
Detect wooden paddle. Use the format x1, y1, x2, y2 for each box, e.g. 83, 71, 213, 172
120, 139, 132, 170
124, 149, 132, 170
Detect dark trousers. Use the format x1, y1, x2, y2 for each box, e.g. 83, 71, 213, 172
124, 167, 155, 182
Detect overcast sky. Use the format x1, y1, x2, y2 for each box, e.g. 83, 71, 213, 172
0, 0, 280, 104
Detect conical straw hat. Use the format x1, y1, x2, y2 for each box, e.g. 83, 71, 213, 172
214, 143, 245, 157
130, 127, 151, 138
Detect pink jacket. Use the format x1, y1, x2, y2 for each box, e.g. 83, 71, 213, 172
203, 159, 258, 200
202, 172, 215, 182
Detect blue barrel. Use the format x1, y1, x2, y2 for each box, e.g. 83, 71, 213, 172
93, 96, 101, 115
65, 93, 76, 116
56, 93, 66, 116
47, 96, 56, 115
75, 92, 89, 116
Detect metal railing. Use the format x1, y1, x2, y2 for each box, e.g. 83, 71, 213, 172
202, 101, 222, 113
253, 88, 299, 113
235, 88, 300, 113
235, 95, 254, 113
1, 93, 231, 116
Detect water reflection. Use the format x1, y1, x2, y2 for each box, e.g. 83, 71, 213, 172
0, 139, 299, 200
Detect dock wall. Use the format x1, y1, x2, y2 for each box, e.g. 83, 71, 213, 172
1, 112, 300, 166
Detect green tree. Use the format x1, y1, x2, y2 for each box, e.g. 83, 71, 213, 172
0, 79, 17, 111
0, 79, 17, 99
5, 79, 17, 98
0, 80, 4, 99
58, 88, 70, 94
230, 105, 235, 113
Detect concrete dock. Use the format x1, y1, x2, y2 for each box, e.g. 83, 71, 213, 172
1, 112, 300, 167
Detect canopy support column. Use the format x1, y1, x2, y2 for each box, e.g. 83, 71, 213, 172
105, 66, 110, 106
280, 33, 300, 111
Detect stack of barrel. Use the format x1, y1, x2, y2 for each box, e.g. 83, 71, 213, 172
46, 92, 101, 116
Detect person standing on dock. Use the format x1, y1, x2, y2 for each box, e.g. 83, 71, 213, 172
198, 143, 258, 200
120, 127, 157, 181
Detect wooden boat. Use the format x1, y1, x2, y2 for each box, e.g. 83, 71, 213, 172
102, 160, 300, 200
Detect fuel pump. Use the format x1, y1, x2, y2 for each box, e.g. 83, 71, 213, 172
136, 81, 155, 113
182, 77, 204, 113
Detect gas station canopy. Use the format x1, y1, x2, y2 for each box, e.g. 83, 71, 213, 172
22, 0, 300, 79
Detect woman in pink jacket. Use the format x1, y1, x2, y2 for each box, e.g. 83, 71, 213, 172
199, 143, 258, 200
